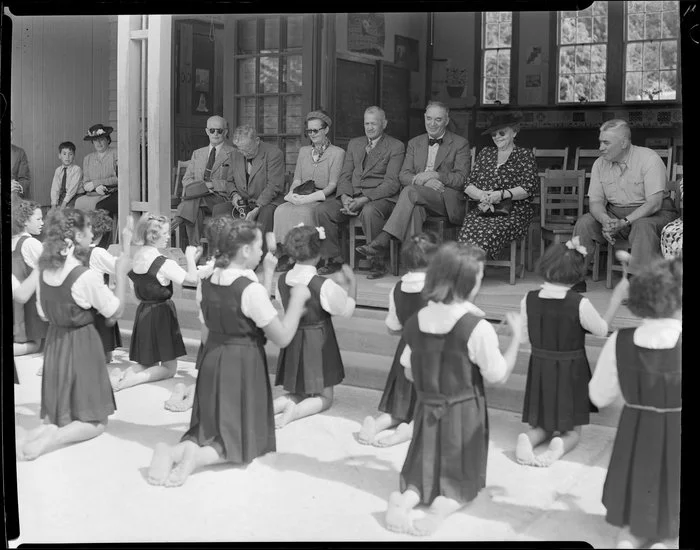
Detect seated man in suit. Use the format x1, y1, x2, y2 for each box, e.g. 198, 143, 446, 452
171, 115, 237, 245
210, 124, 285, 250
356, 101, 469, 274
314, 106, 405, 278
7, 120, 32, 200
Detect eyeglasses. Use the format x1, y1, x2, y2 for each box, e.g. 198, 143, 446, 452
146, 214, 168, 223
305, 128, 324, 135
207, 128, 226, 135
490, 129, 508, 138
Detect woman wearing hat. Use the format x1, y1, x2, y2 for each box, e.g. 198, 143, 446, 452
73, 125, 119, 239
458, 112, 539, 259
272, 109, 345, 271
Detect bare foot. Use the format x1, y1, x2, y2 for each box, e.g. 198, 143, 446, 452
147, 443, 174, 486
410, 496, 462, 537
615, 526, 647, 549
358, 416, 377, 445
20, 424, 58, 461
164, 383, 186, 410
374, 422, 412, 448
112, 367, 145, 392
649, 539, 677, 549
165, 384, 195, 412
165, 443, 197, 487
534, 436, 564, 467
275, 402, 296, 429
105, 352, 113, 364
385, 491, 413, 534
515, 433, 536, 465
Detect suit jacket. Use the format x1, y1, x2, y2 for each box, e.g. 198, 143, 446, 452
10, 144, 31, 197
230, 141, 285, 207
336, 134, 405, 201
182, 143, 237, 196
399, 131, 470, 225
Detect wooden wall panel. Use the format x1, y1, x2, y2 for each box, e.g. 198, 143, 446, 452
9, 15, 112, 205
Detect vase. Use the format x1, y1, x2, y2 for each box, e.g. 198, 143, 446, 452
446, 85, 464, 98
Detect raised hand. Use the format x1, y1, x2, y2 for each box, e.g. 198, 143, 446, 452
184, 246, 199, 259
340, 263, 356, 285
504, 311, 524, 340
265, 232, 277, 255
263, 251, 278, 272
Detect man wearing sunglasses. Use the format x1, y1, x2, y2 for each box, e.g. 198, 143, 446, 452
355, 101, 470, 277
171, 115, 237, 246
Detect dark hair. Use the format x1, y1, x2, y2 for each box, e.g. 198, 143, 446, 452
11, 199, 41, 236
627, 257, 682, 319
422, 242, 485, 304
38, 208, 91, 270
205, 214, 235, 259
87, 209, 113, 240
401, 231, 440, 271
58, 141, 76, 153
133, 212, 169, 246
283, 225, 322, 262
214, 218, 261, 268
536, 242, 588, 285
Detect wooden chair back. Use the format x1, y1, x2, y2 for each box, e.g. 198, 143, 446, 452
573, 147, 600, 195
532, 147, 569, 177
540, 169, 586, 228
172, 160, 191, 200
652, 146, 673, 181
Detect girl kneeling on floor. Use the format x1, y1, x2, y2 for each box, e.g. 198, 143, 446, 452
19, 208, 130, 460
385, 242, 523, 537
589, 257, 681, 550
273, 224, 357, 429
147, 218, 310, 487
112, 213, 200, 391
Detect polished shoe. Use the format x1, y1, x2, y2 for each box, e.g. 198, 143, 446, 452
318, 260, 343, 275
355, 243, 379, 258
366, 261, 387, 280
571, 280, 587, 293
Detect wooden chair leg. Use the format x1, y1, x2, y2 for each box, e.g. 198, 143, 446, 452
519, 236, 526, 279
509, 239, 517, 285
348, 224, 356, 269
592, 242, 600, 282
389, 239, 400, 276
606, 242, 613, 289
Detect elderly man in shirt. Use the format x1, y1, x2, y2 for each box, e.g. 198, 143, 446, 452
355, 101, 469, 276
572, 119, 678, 290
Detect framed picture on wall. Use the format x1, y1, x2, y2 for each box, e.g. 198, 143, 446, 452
394, 35, 419, 72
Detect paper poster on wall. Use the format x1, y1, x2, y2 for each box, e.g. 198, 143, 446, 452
524, 73, 543, 104
394, 35, 419, 71
195, 68, 210, 92
347, 14, 385, 57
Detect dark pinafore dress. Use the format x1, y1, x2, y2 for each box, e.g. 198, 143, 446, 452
39, 265, 116, 426
128, 255, 186, 366
400, 311, 489, 505
181, 277, 275, 463
602, 328, 681, 541
377, 281, 426, 423
12, 235, 48, 344
87, 247, 122, 355
275, 273, 344, 395
522, 290, 597, 433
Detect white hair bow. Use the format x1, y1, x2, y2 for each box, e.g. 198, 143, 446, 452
295, 222, 326, 240
565, 236, 587, 256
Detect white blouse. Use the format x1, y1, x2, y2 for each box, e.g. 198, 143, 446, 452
277, 264, 355, 318
11, 232, 43, 270
385, 270, 425, 331
131, 246, 187, 286
88, 244, 117, 277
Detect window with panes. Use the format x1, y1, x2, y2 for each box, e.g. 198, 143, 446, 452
233, 15, 304, 174
481, 12, 512, 105
625, 1, 680, 101
557, 2, 608, 103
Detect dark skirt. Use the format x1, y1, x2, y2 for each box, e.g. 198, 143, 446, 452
94, 313, 122, 354
275, 319, 344, 395
378, 339, 417, 423
129, 299, 186, 366
14, 294, 48, 343
522, 353, 597, 432
181, 336, 275, 463
40, 324, 116, 426
602, 406, 681, 540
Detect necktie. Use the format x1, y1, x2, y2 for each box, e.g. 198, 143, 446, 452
245, 159, 252, 184
429, 137, 443, 146
203, 146, 216, 182
58, 167, 67, 205
365, 139, 374, 155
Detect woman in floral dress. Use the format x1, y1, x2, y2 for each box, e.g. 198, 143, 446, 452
458, 113, 539, 258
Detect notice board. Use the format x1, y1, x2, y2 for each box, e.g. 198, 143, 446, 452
380, 63, 410, 143
334, 58, 377, 146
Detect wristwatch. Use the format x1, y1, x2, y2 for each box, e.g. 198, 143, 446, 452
623, 217, 631, 226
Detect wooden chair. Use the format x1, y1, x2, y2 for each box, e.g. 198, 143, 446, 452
485, 236, 527, 285
573, 147, 600, 195
171, 160, 191, 249
539, 169, 586, 257
347, 217, 366, 270
533, 147, 569, 177
671, 163, 682, 183
387, 215, 461, 276
652, 145, 673, 181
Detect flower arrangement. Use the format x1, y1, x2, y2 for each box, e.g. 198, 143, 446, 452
445, 68, 467, 87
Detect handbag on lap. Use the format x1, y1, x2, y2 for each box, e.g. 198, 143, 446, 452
293, 179, 317, 196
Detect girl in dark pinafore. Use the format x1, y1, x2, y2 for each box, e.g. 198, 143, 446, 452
385, 242, 523, 537
18, 209, 130, 461
146, 219, 310, 487
273, 224, 357, 429
12, 271, 41, 383
11, 199, 47, 358
113, 213, 200, 391
515, 237, 628, 467
358, 232, 439, 447
590, 257, 682, 550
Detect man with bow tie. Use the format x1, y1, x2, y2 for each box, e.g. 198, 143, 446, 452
572, 119, 678, 291
314, 106, 405, 278
355, 102, 470, 278
171, 115, 237, 246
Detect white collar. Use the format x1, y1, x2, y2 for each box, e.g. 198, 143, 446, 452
426, 299, 486, 318
288, 263, 318, 276
401, 270, 426, 283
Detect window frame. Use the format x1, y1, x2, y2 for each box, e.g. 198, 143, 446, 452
479, 11, 515, 106
622, 0, 681, 104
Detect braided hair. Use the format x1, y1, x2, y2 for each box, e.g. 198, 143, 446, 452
213, 218, 261, 268
38, 208, 91, 270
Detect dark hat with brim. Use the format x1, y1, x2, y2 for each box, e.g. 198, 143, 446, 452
481, 112, 523, 135
84, 124, 114, 141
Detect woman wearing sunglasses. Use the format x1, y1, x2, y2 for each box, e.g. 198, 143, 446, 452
458, 112, 540, 261
272, 110, 345, 272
